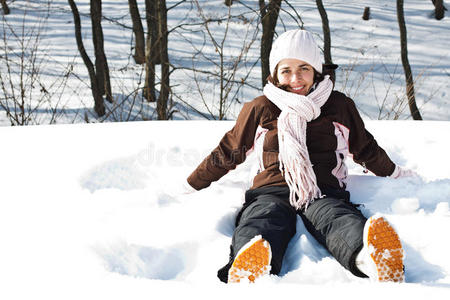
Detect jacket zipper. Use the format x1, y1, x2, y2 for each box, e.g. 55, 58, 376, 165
362, 162, 368, 174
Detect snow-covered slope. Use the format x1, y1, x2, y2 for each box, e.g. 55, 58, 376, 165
0, 120, 449, 299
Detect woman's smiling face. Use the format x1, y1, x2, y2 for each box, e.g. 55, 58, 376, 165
276, 58, 315, 96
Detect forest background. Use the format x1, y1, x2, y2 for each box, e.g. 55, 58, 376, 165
1, 0, 449, 126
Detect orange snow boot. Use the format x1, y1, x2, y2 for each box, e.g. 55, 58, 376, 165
228, 235, 272, 283
357, 216, 405, 282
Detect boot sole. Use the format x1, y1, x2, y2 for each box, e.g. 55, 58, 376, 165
228, 235, 271, 283
366, 216, 404, 282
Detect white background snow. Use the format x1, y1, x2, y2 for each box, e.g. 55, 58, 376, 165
1, 0, 450, 298
1, 120, 450, 298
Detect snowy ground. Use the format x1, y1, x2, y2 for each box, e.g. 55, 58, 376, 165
0, 120, 449, 298
1, 0, 450, 298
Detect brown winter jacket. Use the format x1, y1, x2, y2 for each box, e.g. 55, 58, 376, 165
187, 91, 395, 193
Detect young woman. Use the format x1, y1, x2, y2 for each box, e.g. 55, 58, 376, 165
185, 29, 415, 283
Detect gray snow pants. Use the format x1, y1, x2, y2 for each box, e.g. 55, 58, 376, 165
217, 186, 368, 283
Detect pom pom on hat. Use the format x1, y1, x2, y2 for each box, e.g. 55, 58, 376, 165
269, 29, 323, 76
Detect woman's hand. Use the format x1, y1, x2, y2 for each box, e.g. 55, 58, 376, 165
390, 165, 419, 179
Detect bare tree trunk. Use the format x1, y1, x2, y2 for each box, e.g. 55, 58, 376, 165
157, 0, 170, 120
316, 0, 335, 82
128, 0, 146, 64
397, 0, 422, 120
433, 0, 445, 20
68, 0, 105, 117
259, 0, 282, 87
90, 0, 112, 103
148, 0, 161, 65
90, 1, 104, 96
144, 0, 157, 102
1, 0, 10, 15
362, 7, 370, 20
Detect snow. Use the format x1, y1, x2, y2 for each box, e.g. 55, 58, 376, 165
0, 120, 450, 299
1, 0, 450, 298
391, 197, 420, 215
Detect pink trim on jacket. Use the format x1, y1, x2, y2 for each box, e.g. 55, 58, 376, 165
332, 122, 350, 188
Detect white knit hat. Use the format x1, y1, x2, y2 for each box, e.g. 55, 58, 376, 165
269, 29, 323, 76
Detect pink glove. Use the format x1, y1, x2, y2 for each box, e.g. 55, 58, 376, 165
390, 165, 418, 179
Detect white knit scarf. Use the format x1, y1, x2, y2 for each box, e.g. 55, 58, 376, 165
263, 76, 334, 210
